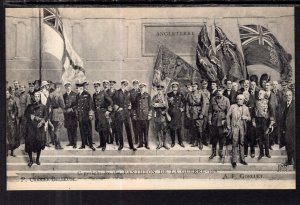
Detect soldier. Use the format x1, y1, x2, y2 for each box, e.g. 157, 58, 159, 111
82, 80, 94, 146
108, 80, 118, 145
28, 82, 35, 104
63, 82, 78, 148
134, 83, 152, 149
208, 86, 231, 159
200, 80, 210, 146
18, 84, 31, 144
186, 82, 208, 150
112, 80, 137, 151
184, 83, 193, 144
13, 80, 21, 97
48, 82, 65, 150
223, 79, 237, 104
75, 80, 96, 151
24, 92, 48, 167
252, 90, 275, 159
152, 85, 169, 150
33, 80, 40, 93
93, 81, 113, 151
167, 82, 185, 148
130, 80, 140, 145
226, 94, 251, 168
210, 80, 218, 98
281, 90, 295, 167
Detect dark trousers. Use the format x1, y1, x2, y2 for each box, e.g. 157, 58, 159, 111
137, 120, 149, 147
67, 127, 77, 146
131, 118, 139, 144
115, 116, 134, 148
210, 126, 225, 151
52, 121, 63, 147
256, 117, 269, 156
170, 128, 182, 144
98, 130, 108, 148
286, 140, 295, 164
79, 120, 93, 147
244, 124, 256, 155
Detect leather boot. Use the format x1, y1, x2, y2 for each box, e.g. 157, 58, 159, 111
209, 146, 216, 159
191, 139, 198, 147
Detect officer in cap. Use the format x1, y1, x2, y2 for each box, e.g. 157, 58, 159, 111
152, 84, 169, 149
75, 80, 95, 151
63, 81, 78, 148
167, 81, 185, 148
186, 82, 208, 150
184, 83, 193, 144
208, 85, 231, 159
28, 82, 35, 104
130, 80, 140, 145
107, 80, 117, 144
93, 81, 113, 151
112, 80, 136, 151
133, 83, 152, 149
200, 80, 210, 146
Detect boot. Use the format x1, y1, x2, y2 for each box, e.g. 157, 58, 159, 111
258, 145, 264, 160
218, 149, 223, 158
198, 133, 203, 150
162, 134, 169, 150
191, 139, 198, 147
209, 146, 216, 159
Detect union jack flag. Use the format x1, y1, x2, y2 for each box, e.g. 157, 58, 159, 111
239, 25, 275, 47
43, 8, 64, 36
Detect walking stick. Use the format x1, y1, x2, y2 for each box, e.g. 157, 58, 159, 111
222, 129, 231, 164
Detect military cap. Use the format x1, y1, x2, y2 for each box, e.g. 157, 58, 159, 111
13, 80, 19, 83
75, 79, 85, 87
139, 83, 147, 88
33, 80, 40, 85
281, 80, 288, 86
93, 81, 101, 85
191, 82, 199, 86
109, 80, 116, 84
28, 82, 34, 87
121, 80, 129, 85
40, 81, 50, 88
201, 79, 208, 85
157, 85, 164, 90
132, 80, 139, 85
171, 81, 179, 86
83, 80, 89, 85
102, 80, 109, 84
64, 81, 71, 86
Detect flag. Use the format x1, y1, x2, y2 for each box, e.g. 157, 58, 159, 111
196, 25, 224, 83
215, 26, 247, 81
42, 8, 86, 84
152, 45, 196, 92
239, 25, 292, 81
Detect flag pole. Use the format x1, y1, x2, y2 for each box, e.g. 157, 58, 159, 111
39, 8, 42, 83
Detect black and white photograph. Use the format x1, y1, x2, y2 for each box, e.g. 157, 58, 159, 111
5, 6, 296, 190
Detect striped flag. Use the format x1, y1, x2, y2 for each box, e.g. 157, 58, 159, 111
42, 8, 86, 84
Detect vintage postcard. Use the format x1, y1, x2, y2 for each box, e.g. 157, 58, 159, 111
5, 7, 295, 190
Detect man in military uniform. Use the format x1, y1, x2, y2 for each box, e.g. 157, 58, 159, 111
184, 83, 193, 144
226, 94, 251, 168
48, 82, 65, 150
112, 80, 136, 151
208, 86, 231, 159
63, 82, 78, 148
167, 82, 185, 148
186, 82, 208, 150
200, 80, 210, 146
82, 80, 94, 146
210, 80, 218, 98
93, 81, 113, 151
134, 83, 152, 149
252, 90, 275, 159
152, 85, 169, 150
108, 80, 118, 145
18, 84, 31, 144
75, 80, 95, 151
130, 80, 140, 145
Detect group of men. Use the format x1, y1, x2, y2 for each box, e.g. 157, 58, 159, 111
7, 74, 295, 168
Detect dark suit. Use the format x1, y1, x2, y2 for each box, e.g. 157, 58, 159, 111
76, 90, 94, 148
112, 89, 135, 149
63, 91, 78, 146
272, 89, 284, 145
282, 100, 295, 164
223, 89, 237, 104
129, 88, 140, 144
265, 91, 277, 146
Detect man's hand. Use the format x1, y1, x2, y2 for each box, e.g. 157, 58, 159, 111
118, 108, 123, 112
105, 111, 110, 118
252, 121, 256, 127
30, 115, 35, 121
241, 115, 248, 120
89, 115, 93, 121
128, 105, 132, 110
148, 115, 152, 120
